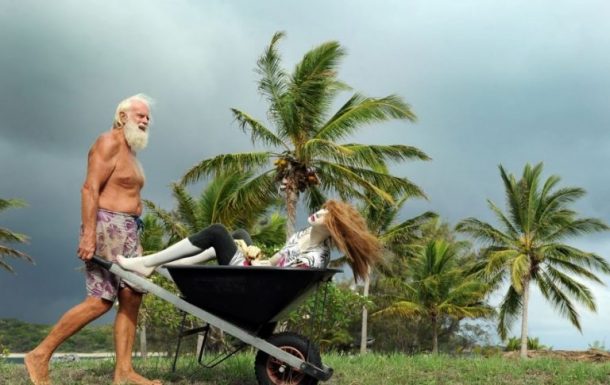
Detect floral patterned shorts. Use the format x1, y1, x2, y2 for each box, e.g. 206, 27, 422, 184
85, 209, 145, 301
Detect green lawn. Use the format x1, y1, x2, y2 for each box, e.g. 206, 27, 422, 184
3, 353, 610, 385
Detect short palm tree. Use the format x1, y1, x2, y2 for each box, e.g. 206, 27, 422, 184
373, 240, 492, 354
456, 163, 610, 358
0, 198, 33, 273
356, 193, 437, 353
144, 172, 286, 249
139, 214, 165, 255
181, 32, 428, 235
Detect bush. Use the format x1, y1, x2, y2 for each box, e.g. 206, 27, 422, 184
283, 282, 370, 351
505, 336, 548, 351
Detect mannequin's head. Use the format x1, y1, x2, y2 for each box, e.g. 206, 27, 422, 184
321, 200, 382, 282
308, 208, 329, 227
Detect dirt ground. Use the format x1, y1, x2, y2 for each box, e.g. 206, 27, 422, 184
503, 349, 610, 362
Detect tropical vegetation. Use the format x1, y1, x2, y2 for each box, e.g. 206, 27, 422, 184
0, 198, 33, 273
355, 192, 437, 353
373, 240, 493, 353
457, 163, 610, 358
180, 31, 429, 234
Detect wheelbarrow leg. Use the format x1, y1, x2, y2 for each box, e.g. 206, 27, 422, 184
172, 311, 188, 372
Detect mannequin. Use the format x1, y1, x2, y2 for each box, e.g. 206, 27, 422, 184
118, 200, 381, 282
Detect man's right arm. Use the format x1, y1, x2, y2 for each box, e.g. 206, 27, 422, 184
77, 134, 119, 261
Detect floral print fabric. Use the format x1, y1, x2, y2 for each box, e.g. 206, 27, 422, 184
85, 209, 144, 301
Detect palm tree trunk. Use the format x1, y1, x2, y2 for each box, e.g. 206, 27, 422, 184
520, 276, 530, 359
139, 325, 147, 360
284, 179, 298, 238
360, 272, 370, 354
432, 315, 438, 354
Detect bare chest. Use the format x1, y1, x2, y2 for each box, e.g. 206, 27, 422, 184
110, 151, 145, 189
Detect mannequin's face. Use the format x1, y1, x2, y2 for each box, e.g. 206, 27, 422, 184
308, 208, 329, 227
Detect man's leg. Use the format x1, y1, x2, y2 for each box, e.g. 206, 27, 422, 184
113, 286, 161, 385
25, 297, 112, 385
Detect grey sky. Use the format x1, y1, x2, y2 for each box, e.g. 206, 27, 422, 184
1, 0, 610, 349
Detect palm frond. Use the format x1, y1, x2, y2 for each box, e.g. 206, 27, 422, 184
316, 94, 416, 142
225, 171, 279, 229
231, 108, 287, 149
380, 211, 438, 244
484, 248, 520, 278
311, 142, 430, 170
255, 31, 293, 132
510, 254, 530, 293
536, 271, 581, 330
544, 267, 596, 311
317, 161, 426, 201
498, 165, 523, 233
545, 255, 605, 283
544, 218, 609, 241
181, 152, 272, 185
303, 186, 327, 213
250, 212, 287, 247
372, 301, 424, 319
456, 218, 513, 245
290, 40, 346, 136
0, 245, 34, 272
0, 228, 29, 243
497, 286, 522, 340
0, 198, 26, 212
170, 183, 199, 233
143, 199, 188, 239
486, 199, 518, 237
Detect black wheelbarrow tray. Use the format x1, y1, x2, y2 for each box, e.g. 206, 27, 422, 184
92, 256, 340, 385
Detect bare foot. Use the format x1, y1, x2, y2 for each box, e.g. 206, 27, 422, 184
24, 351, 51, 385
113, 371, 162, 385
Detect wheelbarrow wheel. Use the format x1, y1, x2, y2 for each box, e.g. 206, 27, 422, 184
255, 332, 321, 385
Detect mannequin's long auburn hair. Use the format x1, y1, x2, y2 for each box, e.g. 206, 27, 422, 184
323, 200, 382, 282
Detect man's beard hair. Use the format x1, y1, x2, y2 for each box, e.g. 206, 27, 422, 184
123, 119, 149, 152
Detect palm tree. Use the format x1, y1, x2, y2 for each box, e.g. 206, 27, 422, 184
373, 240, 492, 354
355, 193, 437, 353
181, 32, 429, 235
144, 172, 286, 248
0, 198, 33, 273
139, 214, 165, 254
456, 163, 610, 358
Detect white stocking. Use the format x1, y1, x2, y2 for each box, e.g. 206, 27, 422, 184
117, 238, 202, 277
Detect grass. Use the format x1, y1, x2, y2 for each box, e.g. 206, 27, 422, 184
2, 353, 610, 385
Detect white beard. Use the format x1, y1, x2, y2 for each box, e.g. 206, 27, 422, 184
123, 120, 149, 152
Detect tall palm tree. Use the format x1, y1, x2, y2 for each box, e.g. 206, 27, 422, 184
356, 193, 437, 353
181, 32, 429, 235
0, 198, 33, 273
373, 240, 492, 354
456, 163, 610, 358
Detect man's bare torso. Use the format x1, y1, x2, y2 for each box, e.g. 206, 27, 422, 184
95, 129, 145, 216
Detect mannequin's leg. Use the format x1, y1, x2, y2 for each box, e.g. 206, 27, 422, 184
118, 224, 239, 275
118, 238, 202, 276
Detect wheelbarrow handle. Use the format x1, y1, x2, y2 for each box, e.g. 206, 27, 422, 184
91, 255, 112, 271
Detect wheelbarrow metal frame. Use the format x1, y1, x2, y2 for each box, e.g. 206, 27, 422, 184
92, 256, 333, 381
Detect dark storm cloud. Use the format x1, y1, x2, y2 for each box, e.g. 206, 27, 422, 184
1, 0, 610, 348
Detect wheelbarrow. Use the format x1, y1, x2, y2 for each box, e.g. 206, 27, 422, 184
92, 256, 339, 385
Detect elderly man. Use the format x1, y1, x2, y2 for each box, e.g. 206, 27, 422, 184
25, 94, 161, 385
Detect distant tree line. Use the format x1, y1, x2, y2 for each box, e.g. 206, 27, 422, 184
0, 319, 113, 353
